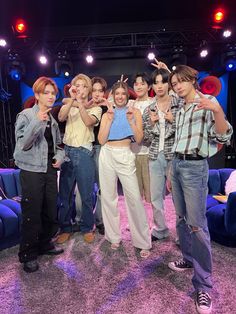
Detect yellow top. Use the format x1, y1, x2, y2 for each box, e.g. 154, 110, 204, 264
63, 106, 102, 147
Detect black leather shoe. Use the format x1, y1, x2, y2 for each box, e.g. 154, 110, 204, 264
97, 224, 105, 235
40, 247, 64, 256
151, 234, 169, 242
23, 260, 39, 273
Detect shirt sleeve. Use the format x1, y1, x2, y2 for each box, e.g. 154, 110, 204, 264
207, 96, 233, 144
89, 106, 102, 126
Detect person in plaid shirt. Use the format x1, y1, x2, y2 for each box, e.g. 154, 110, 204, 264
143, 68, 183, 241
167, 65, 233, 314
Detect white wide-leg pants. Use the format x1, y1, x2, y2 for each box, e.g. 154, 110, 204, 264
99, 144, 151, 250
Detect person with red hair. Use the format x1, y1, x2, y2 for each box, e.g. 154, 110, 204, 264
14, 76, 65, 273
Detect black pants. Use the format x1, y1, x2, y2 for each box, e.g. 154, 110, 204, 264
18, 165, 58, 263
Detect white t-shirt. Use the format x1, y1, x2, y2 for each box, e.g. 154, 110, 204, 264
129, 98, 154, 155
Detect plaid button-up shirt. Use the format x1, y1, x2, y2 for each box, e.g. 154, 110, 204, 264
143, 95, 182, 160
172, 94, 233, 157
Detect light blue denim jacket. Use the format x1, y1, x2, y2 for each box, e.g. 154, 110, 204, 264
14, 104, 65, 172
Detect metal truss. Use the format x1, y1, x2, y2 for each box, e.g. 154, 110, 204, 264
10, 25, 231, 60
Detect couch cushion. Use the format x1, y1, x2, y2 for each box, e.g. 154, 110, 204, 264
208, 169, 221, 194
0, 199, 21, 219
206, 195, 219, 210
0, 169, 18, 198
0, 204, 19, 237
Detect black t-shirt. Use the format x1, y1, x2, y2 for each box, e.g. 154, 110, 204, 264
44, 118, 54, 158
93, 105, 107, 145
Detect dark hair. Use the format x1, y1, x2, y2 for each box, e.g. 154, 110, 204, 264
151, 68, 170, 85
132, 72, 152, 87
91, 76, 107, 92
169, 65, 199, 89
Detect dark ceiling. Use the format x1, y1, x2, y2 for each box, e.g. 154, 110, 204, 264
1, 0, 235, 30
1, 0, 235, 64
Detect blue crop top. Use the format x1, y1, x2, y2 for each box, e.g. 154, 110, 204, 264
108, 107, 134, 141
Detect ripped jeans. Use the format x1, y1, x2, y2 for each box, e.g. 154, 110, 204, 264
171, 157, 212, 292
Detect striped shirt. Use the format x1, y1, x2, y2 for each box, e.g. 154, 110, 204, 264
143, 95, 182, 160
172, 94, 233, 157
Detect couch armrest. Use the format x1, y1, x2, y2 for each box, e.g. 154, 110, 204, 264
225, 191, 236, 235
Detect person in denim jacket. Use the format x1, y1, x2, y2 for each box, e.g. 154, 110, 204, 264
14, 77, 65, 273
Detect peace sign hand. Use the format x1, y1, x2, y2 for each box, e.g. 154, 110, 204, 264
107, 102, 114, 121
37, 108, 51, 121
164, 110, 173, 123
148, 107, 159, 125
151, 58, 171, 72
118, 74, 128, 83
193, 90, 221, 113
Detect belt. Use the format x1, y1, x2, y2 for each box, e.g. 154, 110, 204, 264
175, 153, 206, 160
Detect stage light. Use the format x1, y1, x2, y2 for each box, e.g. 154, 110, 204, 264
225, 58, 236, 72
213, 9, 225, 23
6, 52, 25, 81
9, 68, 21, 81
86, 54, 94, 64
222, 47, 236, 72
55, 51, 73, 77
147, 52, 155, 61
170, 46, 187, 69
0, 39, 7, 47
55, 60, 73, 77
200, 49, 208, 58
39, 55, 48, 65
13, 19, 28, 38
223, 30, 232, 38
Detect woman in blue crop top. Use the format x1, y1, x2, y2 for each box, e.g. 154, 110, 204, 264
98, 81, 151, 258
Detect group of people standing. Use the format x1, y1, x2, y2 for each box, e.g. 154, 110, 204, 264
13, 60, 233, 314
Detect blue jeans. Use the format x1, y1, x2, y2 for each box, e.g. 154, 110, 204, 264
149, 151, 170, 238
171, 157, 212, 292
93, 144, 103, 225
58, 145, 95, 233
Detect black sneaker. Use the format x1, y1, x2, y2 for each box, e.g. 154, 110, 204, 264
97, 224, 105, 235
168, 259, 193, 272
195, 291, 212, 314
23, 260, 39, 273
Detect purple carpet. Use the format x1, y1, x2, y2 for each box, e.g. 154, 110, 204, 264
0, 195, 235, 314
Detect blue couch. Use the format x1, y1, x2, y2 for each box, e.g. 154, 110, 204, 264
0, 169, 22, 250
206, 168, 236, 247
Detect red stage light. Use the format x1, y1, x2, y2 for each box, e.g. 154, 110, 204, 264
213, 9, 225, 23
15, 19, 26, 33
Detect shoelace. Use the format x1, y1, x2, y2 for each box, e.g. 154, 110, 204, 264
175, 260, 186, 267
198, 292, 211, 305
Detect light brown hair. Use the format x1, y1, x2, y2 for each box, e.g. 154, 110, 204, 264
32, 76, 58, 95
71, 74, 92, 93
169, 65, 199, 89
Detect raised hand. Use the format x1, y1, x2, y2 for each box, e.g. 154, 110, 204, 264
149, 107, 159, 125
118, 74, 128, 83
193, 90, 221, 113
37, 108, 51, 121
164, 109, 174, 123
151, 58, 171, 72
69, 85, 77, 99
126, 105, 134, 123
107, 101, 114, 121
